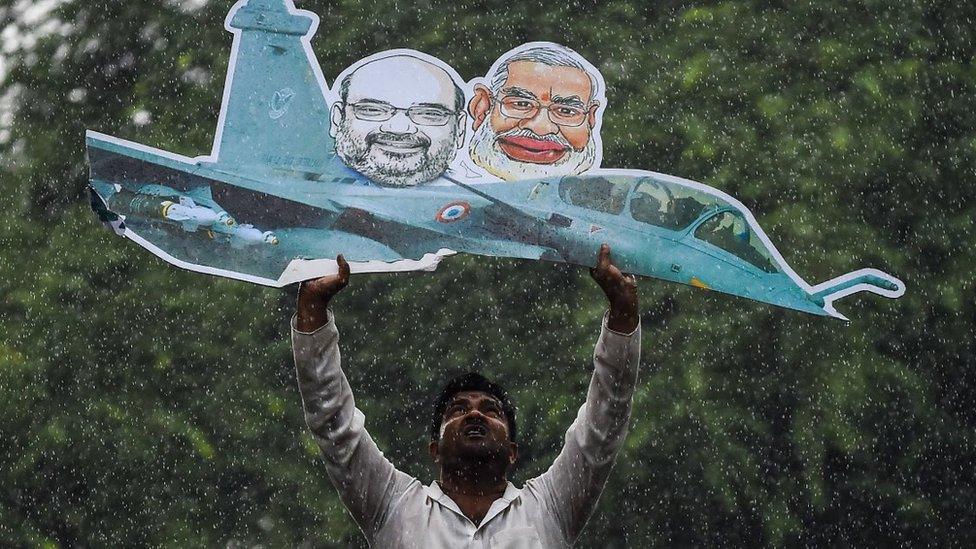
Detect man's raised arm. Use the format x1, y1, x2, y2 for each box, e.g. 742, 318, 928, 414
292, 256, 412, 539
532, 244, 642, 544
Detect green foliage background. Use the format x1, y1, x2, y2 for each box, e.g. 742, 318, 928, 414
1, 0, 973, 546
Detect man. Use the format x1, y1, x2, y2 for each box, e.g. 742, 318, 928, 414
467, 43, 605, 181
331, 52, 467, 187
292, 244, 640, 547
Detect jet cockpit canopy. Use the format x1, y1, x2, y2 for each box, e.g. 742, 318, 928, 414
556, 173, 781, 274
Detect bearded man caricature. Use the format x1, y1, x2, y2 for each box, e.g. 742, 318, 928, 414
467, 42, 606, 181
331, 52, 467, 187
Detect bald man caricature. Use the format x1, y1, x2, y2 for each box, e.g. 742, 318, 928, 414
330, 52, 467, 187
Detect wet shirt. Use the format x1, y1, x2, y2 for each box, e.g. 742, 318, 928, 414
291, 313, 640, 548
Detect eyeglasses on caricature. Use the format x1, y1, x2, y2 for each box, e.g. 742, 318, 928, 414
346, 101, 458, 126
494, 94, 590, 127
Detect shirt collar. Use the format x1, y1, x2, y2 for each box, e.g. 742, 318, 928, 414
424, 480, 522, 527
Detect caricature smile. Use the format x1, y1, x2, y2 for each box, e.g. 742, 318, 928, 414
497, 135, 569, 164
374, 142, 424, 154
369, 134, 429, 155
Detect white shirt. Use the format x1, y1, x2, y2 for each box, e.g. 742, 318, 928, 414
292, 313, 640, 548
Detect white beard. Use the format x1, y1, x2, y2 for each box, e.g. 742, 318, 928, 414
469, 123, 596, 181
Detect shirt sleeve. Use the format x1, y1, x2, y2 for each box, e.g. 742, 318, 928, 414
291, 311, 414, 539
531, 312, 641, 544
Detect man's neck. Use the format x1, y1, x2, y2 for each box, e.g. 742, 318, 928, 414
438, 466, 509, 525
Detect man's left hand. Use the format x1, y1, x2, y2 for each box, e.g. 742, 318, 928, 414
589, 244, 639, 333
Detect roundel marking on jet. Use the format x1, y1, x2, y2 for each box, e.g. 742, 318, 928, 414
436, 201, 471, 223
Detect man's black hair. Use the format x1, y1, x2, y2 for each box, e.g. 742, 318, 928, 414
431, 372, 517, 442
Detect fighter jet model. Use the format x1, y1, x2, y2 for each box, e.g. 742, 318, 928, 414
87, 0, 904, 319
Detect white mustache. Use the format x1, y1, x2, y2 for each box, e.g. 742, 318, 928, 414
469, 119, 597, 181
495, 127, 572, 148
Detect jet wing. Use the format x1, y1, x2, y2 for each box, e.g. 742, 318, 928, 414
86, 133, 458, 285
442, 174, 550, 224
326, 196, 558, 262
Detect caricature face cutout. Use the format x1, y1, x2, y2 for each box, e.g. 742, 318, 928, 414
331, 55, 465, 187
468, 44, 603, 181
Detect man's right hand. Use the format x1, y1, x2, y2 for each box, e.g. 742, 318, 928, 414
589, 244, 639, 334
296, 254, 350, 332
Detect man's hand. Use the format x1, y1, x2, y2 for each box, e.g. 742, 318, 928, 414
296, 255, 350, 332
590, 244, 639, 333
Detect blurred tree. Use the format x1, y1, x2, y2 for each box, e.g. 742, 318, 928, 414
0, 0, 973, 546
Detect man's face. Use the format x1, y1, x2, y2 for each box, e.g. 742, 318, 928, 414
333, 57, 464, 187
430, 390, 516, 467
469, 60, 600, 181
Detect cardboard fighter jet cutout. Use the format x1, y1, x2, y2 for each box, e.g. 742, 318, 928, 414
87, 0, 905, 319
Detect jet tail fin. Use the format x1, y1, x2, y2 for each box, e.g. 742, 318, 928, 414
206, 0, 335, 176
